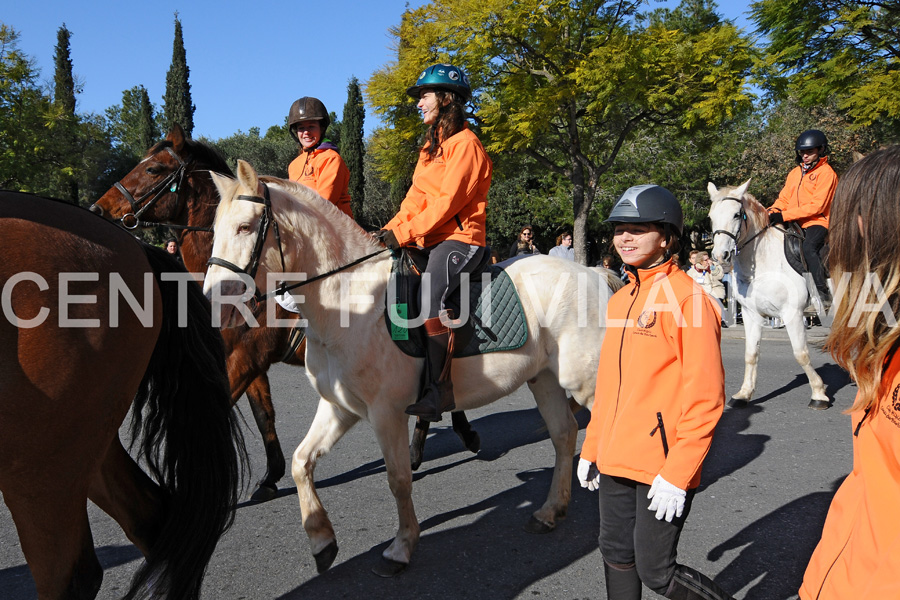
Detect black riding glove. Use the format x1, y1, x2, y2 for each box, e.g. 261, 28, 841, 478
374, 229, 401, 251
768, 211, 784, 225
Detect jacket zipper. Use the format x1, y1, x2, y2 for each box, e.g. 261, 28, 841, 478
649, 412, 669, 456
614, 271, 640, 416
455, 215, 463, 231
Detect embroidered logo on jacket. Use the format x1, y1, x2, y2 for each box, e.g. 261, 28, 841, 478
634, 310, 658, 337
880, 382, 900, 428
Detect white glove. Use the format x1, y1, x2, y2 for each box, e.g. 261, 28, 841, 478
647, 474, 686, 522
274, 291, 300, 313
577, 458, 600, 492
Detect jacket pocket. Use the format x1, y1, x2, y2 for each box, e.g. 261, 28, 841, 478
649, 412, 669, 457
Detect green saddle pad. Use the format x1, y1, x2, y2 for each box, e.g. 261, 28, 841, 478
386, 264, 528, 358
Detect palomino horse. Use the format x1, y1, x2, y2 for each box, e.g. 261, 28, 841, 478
0, 191, 245, 599
202, 160, 616, 575
708, 180, 829, 409
90, 126, 477, 495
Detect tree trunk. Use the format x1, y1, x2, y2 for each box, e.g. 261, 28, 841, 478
571, 162, 590, 265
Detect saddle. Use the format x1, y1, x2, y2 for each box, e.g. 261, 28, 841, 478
385, 247, 528, 358
781, 222, 830, 277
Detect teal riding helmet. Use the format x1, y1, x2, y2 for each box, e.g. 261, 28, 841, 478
406, 63, 471, 101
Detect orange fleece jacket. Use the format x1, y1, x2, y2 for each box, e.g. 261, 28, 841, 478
385, 125, 491, 248
579, 260, 725, 490
768, 156, 837, 229
287, 146, 353, 218
800, 353, 900, 599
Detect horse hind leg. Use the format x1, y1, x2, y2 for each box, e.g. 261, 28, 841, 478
4, 486, 102, 600
524, 370, 578, 534
784, 317, 829, 407
245, 374, 286, 502
292, 398, 361, 573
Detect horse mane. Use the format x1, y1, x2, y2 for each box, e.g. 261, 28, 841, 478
147, 138, 234, 176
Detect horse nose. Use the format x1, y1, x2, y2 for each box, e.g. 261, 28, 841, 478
89, 203, 104, 217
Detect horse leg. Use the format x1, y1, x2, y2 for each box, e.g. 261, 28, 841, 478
3, 486, 102, 600
784, 315, 829, 407
451, 411, 480, 454
87, 437, 165, 556
409, 418, 430, 471
292, 397, 360, 573
524, 370, 577, 534
246, 375, 286, 502
369, 406, 420, 577
730, 310, 764, 407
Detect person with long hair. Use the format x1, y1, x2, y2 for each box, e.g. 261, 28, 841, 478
508, 225, 540, 258
286, 96, 353, 218
373, 63, 492, 422
799, 146, 900, 599
578, 185, 732, 600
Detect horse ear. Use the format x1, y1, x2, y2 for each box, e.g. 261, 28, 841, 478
735, 179, 751, 199
707, 182, 718, 198
210, 171, 236, 200
167, 124, 185, 152
236, 159, 260, 194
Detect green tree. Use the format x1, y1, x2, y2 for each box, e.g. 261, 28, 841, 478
107, 85, 160, 160
341, 77, 367, 225
162, 14, 195, 135
369, 0, 756, 263
209, 125, 295, 178
751, 0, 900, 127
52, 23, 79, 203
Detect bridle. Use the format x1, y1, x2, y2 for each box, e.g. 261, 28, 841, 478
206, 185, 388, 311
711, 196, 769, 252
111, 146, 210, 233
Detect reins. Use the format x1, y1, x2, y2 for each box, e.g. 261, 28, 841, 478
206, 185, 390, 311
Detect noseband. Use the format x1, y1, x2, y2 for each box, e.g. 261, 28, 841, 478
113, 146, 188, 229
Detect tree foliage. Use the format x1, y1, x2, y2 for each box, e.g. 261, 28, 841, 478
368, 0, 756, 263
162, 15, 195, 135
209, 125, 295, 178
342, 77, 367, 224
106, 86, 160, 160
751, 0, 900, 127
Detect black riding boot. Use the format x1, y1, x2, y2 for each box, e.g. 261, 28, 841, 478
604, 560, 642, 600
665, 564, 733, 600
405, 315, 455, 422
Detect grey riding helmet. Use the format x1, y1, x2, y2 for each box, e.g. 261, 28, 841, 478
605, 184, 683, 236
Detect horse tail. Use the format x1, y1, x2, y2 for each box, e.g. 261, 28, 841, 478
125, 244, 247, 600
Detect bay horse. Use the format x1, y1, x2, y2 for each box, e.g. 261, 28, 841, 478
708, 180, 829, 409
0, 191, 245, 599
89, 126, 477, 497
202, 160, 617, 575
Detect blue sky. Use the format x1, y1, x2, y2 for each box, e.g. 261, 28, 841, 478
4, 0, 754, 141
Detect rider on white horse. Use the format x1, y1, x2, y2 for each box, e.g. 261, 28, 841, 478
767, 129, 838, 310
373, 63, 492, 422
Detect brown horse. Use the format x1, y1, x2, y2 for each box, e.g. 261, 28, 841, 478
0, 191, 245, 599
89, 126, 478, 488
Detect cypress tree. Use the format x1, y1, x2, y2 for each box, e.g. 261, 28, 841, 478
162, 14, 195, 136
341, 77, 366, 222
52, 24, 78, 203
137, 86, 159, 152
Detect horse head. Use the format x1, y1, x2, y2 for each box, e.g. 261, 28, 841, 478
708, 179, 767, 266
91, 124, 231, 230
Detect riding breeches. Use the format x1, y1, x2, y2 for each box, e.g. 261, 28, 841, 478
597, 474, 696, 595
420, 241, 487, 320
802, 225, 828, 295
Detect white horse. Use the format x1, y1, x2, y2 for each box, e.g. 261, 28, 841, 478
708, 180, 829, 409
203, 160, 618, 575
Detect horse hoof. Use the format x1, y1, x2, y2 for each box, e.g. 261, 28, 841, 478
522, 515, 555, 534
808, 399, 831, 410
462, 431, 480, 454
372, 557, 408, 578
314, 540, 339, 573
248, 482, 278, 503
727, 398, 748, 409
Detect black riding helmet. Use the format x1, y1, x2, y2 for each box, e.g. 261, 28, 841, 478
795, 129, 829, 163
288, 97, 330, 144
605, 184, 684, 236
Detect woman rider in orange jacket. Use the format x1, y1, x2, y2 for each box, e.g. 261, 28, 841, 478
799, 146, 900, 599
286, 96, 353, 218
577, 185, 732, 600
373, 64, 492, 422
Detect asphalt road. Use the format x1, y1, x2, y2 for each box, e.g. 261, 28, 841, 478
0, 323, 856, 600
